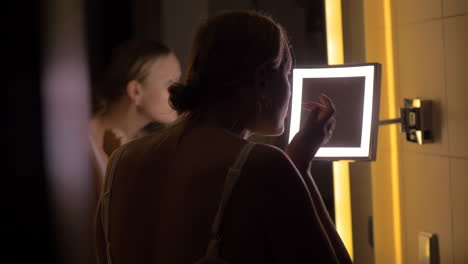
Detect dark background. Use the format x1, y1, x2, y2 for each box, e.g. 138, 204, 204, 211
4, 1, 54, 263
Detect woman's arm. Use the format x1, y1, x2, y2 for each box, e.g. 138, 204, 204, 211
246, 144, 340, 263
294, 163, 353, 264
283, 94, 352, 263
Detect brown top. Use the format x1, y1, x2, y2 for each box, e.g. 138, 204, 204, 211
95, 119, 346, 264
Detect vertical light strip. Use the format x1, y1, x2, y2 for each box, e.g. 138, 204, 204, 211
383, 0, 403, 263
42, 0, 94, 262
325, 0, 344, 65
324, 0, 354, 260
332, 161, 354, 260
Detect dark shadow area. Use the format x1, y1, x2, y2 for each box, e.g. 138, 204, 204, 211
85, 0, 134, 113
5, 1, 56, 263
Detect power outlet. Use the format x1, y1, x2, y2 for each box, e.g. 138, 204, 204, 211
418, 232, 439, 264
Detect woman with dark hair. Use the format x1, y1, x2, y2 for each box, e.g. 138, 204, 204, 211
95, 10, 352, 264
89, 39, 181, 191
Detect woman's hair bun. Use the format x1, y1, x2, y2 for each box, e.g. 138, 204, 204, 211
168, 82, 199, 113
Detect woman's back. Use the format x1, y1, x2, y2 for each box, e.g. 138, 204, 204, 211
96, 121, 274, 263
96, 119, 347, 263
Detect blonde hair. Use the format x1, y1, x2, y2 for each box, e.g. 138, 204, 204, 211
93, 39, 172, 114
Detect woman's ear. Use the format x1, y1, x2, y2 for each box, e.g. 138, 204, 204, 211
126, 80, 143, 106
254, 64, 268, 92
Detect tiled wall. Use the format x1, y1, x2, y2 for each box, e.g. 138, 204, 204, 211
393, 0, 468, 263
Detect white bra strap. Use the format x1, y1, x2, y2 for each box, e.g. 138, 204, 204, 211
205, 142, 256, 256
101, 144, 128, 264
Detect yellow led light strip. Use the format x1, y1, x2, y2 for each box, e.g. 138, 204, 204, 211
332, 160, 353, 260
383, 0, 403, 263
324, 0, 354, 260
325, 0, 344, 66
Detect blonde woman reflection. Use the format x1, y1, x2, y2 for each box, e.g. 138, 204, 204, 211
89, 39, 181, 192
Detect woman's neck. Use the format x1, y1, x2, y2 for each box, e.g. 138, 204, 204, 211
195, 108, 253, 140
93, 99, 149, 142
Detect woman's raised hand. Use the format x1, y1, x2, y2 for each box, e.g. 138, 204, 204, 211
285, 94, 336, 169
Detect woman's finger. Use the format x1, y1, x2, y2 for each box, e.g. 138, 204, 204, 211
302, 103, 323, 123
318, 94, 336, 125
302, 102, 325, 111
327, 117, 336, 134
320, 94, 336, 113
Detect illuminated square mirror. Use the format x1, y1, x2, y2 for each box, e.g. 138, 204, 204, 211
288, 63, 382, 161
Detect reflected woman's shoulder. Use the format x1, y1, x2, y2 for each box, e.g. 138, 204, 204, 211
111, 129, 169, 161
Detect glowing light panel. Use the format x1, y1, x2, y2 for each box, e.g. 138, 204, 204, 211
288, 64, 380, 160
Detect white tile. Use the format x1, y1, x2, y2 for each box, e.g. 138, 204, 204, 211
396, 20, 449, 155
400, 153, 453, 264
395, 0, 442, 25
450, 158, 468, 264
444, 15, 468, 158
443, 0, 468, 17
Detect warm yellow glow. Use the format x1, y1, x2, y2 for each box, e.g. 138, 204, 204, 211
325, 0, 344, 65
333, 161, 354, 259
425, 242, 430, 258
325, 0, 353, 260
383, 0, 403, 263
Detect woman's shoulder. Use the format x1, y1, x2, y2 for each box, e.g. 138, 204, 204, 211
246, 143, 298, 176
249, 143, 290, 162
108, 129, 168, 163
